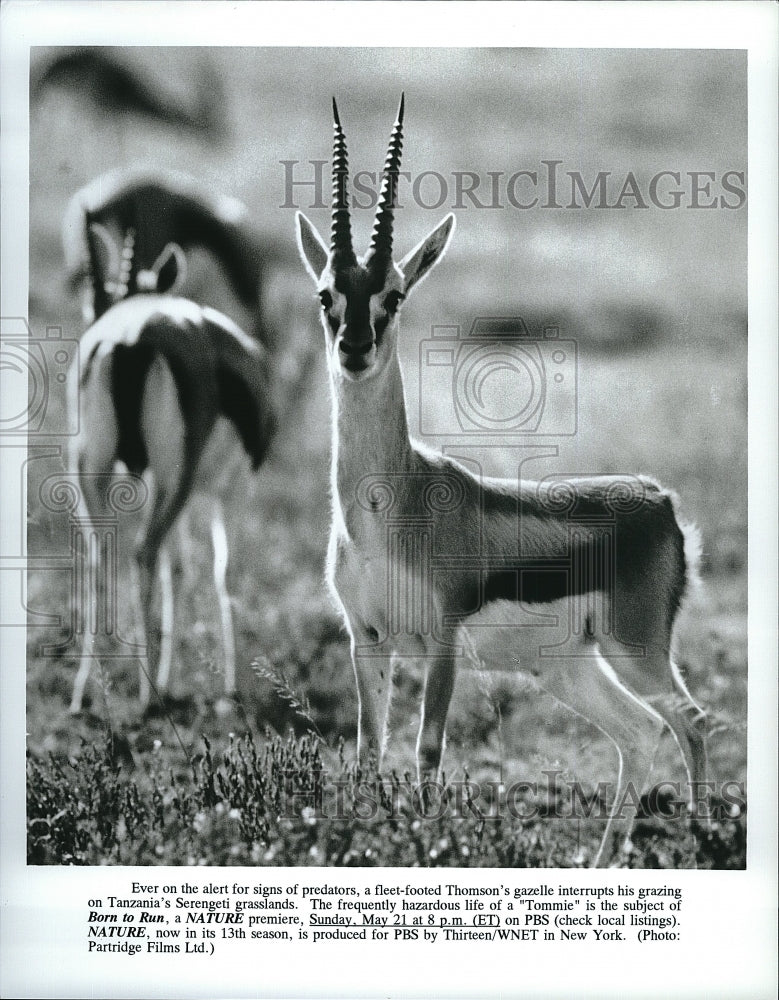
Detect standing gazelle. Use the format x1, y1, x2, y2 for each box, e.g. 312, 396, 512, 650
68, 212, 273, 714
295, 97, 709, 866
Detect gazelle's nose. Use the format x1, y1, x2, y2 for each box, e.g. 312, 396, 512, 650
339, 335, 373, 357
338, 335, 374, 372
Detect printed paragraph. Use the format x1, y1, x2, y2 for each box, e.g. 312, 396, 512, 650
84, 879, 685, 955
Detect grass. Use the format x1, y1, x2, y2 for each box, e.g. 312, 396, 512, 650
27, 732, 745, 869
24, 48, 747, 867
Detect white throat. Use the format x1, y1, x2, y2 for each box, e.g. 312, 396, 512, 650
328, 348, 413, 532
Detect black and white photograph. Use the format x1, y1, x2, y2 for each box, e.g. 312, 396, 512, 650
1, 2, 776, 998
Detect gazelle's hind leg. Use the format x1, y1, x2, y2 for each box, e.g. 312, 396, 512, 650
136, 355, 189, 708
155, 544, 175, 694
668, 658, 709, 816
210, 498, 236, 697
598, 633, 709, 822
540, 650, 665, 868
193, 421, 246, 698
69, 479, 113, 713
69, 352, 119, 714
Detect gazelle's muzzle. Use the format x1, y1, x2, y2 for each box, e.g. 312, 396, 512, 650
338, 333, 375, 374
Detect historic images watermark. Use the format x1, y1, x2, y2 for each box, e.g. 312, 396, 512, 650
268, 771, 745, 824
281, 160, 746, 211
418, 318, 577, 437
0, 318, 79, 437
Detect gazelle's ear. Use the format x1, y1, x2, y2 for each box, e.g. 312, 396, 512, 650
151, 243, 187, 295
295, 211, 329, 282
399, 214, 455, 296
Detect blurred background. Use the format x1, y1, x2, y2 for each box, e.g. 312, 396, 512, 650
26, 47, 747, 844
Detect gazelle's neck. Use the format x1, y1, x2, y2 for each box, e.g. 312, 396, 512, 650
329, 349, 413, 529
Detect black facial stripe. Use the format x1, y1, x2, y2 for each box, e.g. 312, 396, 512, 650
343, 290, 372, 346
329, 265, 404, 349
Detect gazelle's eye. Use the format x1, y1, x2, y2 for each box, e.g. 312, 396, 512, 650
318, 290, 333, 310
383, 290, 404, 315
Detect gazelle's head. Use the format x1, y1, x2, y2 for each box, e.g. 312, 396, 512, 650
296, 96, 455, 382
81, 211, 186, 324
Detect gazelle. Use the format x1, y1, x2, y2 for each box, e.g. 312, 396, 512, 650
68, 210, 274, 714
295, 96, 709, 866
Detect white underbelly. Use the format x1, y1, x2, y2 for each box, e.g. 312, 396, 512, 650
457, 598, 590, 677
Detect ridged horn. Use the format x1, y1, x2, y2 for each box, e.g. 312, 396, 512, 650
331, 98, 356, 267
115, 227, 136, 299
368, 93, 405, 271
84, 210, 112, 319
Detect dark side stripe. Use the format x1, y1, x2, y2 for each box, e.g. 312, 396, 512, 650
107, 307, 272, 478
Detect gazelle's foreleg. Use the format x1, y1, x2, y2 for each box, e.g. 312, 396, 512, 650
350, 632, 393, 768
416, 650, 456, 779
541, 650, 664, 867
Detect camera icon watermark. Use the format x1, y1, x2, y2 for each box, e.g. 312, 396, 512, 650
0, 317, 79, 436
419, 317, 577, 439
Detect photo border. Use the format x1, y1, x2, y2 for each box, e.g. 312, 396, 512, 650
2, 3, 776, 998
